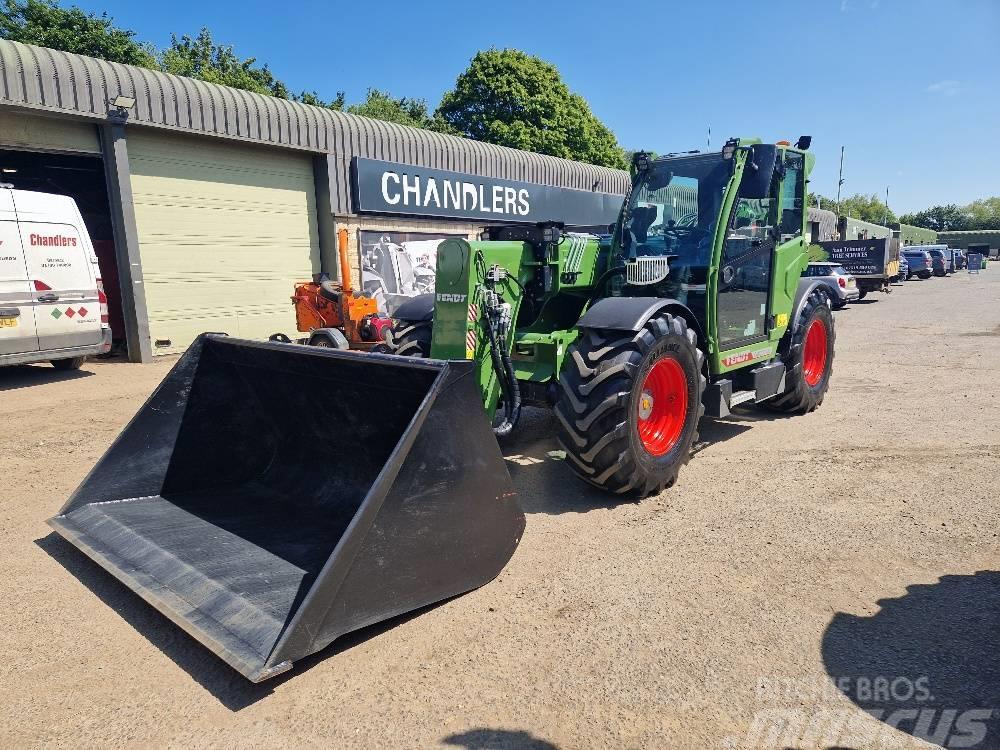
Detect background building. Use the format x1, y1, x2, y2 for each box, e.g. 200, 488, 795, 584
0, 40, 629, 360
936, 230, 1000, 256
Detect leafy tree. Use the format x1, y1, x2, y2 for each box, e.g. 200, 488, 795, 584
0, 0, 157, 67
436, 49, 626, 168
346, 88, 454, 131
160, 28, 290, 98
810, 192, 896, 226
295, 90, 345, 110
898, 204, 968, 232
964, 197, 1000, 230
839, 193, 897, 226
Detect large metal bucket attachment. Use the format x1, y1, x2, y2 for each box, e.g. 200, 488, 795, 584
48, 335, 523, 682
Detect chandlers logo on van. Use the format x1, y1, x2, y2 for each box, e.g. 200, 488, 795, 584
30, 233, 77, 247
351, 157, 624, 226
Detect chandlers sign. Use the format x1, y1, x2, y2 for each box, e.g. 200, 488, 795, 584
352, 157, 623, 226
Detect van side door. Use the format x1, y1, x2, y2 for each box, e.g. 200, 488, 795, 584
0, 189, 39, 355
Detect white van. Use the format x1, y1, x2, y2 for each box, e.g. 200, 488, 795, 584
0, 186, 111, 369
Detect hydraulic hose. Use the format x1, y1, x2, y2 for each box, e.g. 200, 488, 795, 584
483, 305, 521, 438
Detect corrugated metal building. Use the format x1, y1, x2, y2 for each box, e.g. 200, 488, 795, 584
896, 223, 937, 246
0, 40, 630, 360
936, 230, 1000, 256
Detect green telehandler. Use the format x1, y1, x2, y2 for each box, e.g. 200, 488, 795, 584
47, 136, 834, 682
391, 135, 834, 494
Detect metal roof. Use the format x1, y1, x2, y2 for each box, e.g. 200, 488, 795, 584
0, 40, 630, 212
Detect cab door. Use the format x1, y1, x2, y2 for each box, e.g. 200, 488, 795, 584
0, 190, 38, 355
770, 151, 807, 329
716, 192, 777, 349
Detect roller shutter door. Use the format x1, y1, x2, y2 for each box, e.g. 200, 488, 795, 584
127, 130, 319, 354
0, 111, 100, 154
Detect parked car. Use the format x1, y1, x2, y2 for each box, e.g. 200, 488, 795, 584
0, 187, 111, 369
926, 248, 949, 276
895, 251, 909, 282
803, 262, 860, 309
901, 249, 933, 279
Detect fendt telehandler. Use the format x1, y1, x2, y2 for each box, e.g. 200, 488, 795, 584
48, 137, 835, 682
390, 135, 834, 493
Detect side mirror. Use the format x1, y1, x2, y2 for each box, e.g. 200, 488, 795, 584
738, 144, 779, 200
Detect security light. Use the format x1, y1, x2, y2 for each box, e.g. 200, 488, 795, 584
1, 168, 15, 174
112, 95, 136, 109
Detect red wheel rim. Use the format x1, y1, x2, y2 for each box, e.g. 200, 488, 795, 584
802, 319, 828, 386
637, 357, 689, 456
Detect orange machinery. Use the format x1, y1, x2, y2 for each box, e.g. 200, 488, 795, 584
291, 228, 393, 350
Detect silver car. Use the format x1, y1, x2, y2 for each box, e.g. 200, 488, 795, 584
804, 262, 860, 309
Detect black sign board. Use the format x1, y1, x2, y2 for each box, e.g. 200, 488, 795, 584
352, 157, 623, 226
817, 238, 890, 277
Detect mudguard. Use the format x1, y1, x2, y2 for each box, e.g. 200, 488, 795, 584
790, 279, 828, 332
392, 292, 435, 322
577, 296, 705, 344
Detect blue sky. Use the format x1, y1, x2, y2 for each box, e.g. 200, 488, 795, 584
75, 0, 999, 213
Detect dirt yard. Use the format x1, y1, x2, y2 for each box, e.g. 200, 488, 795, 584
2, 270, 999, 749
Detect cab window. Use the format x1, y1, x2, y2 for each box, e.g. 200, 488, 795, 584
779, 152, 804, 240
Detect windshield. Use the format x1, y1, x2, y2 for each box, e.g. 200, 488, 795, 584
623, 153, 732, 258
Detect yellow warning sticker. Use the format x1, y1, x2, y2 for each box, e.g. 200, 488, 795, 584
775, 313, 789, 328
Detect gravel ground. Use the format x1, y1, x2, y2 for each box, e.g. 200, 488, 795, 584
2, 270, 999, 749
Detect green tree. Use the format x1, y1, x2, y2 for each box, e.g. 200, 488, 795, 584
0, 0, 157, 67
964, 197, 1000, 230
898, 204, 968, 232
160, 28, 290, 98
295, 90, 345, 110
347, 88, 453, 131
436, 49, 626, 168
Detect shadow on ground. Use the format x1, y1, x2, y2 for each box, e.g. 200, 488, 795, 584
443, 729, 558, 749
822, 571, 1000, 748
0, 363, 93, 391
36, 532, 452, 711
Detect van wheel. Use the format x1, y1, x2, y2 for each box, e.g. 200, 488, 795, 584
52, 356, 85, 371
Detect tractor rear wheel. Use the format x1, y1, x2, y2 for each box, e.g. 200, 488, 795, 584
764, 289, 835, 414
555, 313, 705, 496
391, 319, 432, 358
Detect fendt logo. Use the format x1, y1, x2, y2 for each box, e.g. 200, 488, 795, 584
437, 293, 467, 303
29, 233, 77, 247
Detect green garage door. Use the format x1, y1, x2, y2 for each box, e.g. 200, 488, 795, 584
127, 130, 319, 354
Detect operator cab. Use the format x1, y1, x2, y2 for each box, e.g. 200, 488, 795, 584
613, 141, 808, 349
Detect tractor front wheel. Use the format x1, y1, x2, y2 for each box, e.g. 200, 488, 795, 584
555, 313, 705, 496
764, 289, 835, 414
391, 319, 432, 358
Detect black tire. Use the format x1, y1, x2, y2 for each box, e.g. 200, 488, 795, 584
765, 289, 835, 414
392, 319, 432, 358
51, 356, 85, 371
918, 271, 931, 279
857, 289, 867, 300
555, 313, 706, 497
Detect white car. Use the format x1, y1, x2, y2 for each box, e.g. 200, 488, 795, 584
0, 187, 111, 369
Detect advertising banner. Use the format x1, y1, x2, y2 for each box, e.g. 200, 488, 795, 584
815, 238, 890, 277
358, 230, 461, 315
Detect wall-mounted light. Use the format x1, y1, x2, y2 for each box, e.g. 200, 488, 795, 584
109, 94, 137, 123
1, 168, 16, 174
